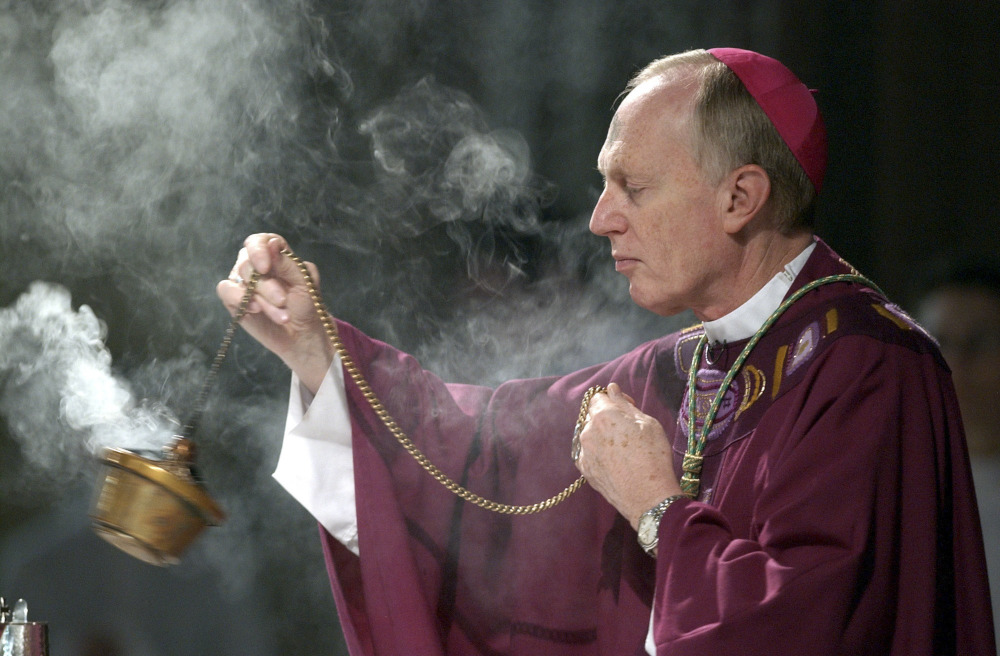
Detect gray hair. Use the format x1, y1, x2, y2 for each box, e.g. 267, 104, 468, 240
627, 49, 817, 231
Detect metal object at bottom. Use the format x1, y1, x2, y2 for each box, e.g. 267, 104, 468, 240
1, 598, 48, 656
90, 437, 225, 566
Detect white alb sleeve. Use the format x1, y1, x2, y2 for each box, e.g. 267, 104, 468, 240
273, 354, 359, 556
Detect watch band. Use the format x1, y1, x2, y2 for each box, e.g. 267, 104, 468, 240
637, 493, 688, 555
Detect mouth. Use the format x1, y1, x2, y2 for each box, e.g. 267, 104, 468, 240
612, 253, 639, 273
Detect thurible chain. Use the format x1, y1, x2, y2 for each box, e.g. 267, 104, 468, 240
276, 248, 591, 515
183, 274, 261, 440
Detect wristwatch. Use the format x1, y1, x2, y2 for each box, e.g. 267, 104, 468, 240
637, 494, 688, 556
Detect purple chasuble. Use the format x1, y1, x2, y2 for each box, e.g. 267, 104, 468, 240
319, 239, 996, 655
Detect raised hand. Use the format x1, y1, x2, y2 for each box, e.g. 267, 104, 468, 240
216, 233, 334, 393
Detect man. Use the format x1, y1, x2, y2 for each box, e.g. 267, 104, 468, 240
917, 261, 1000, 644
219, 48, 995, 654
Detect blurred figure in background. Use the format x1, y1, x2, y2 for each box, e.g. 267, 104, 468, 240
918, 260, 1000, 646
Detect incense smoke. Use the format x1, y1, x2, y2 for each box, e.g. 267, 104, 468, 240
0, 282, 176, 496
0, 0, 683, 653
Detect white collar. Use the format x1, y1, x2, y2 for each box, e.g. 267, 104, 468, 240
702, 241, 816, 345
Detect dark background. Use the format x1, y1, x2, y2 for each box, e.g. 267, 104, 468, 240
1, 1, 997, 654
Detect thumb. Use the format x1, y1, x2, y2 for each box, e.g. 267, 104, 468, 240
265, 239, 320, 290
243, 233, 287, 275
606, 382, 637, 406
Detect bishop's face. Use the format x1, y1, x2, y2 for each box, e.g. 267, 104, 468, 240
589, 72, 735, 320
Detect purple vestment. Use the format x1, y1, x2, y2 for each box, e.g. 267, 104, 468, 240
320, 240, 996, 655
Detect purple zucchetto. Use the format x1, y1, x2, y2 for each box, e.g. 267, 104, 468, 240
709, 47, 827, 193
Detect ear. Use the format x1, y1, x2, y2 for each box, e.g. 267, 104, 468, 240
718, 164, 771, 235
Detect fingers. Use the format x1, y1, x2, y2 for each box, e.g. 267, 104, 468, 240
215, 278, 245, 316
217, 274, 284, 322
228, 234, 292, 289
218, 234, 301, 320
243, 233, 289, 276
238, 234, 321, 295
575, 383, 642, 469
588, 383, 636, 418
228, 233, 318, 296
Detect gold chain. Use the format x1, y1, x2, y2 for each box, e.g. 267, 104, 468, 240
275, 248, 589, 514
184, 274, 261, 440
571, 385, 607, 462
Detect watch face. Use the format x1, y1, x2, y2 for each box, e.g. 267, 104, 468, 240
638, 513, 658, 548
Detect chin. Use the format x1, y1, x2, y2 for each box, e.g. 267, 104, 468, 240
628, 287, 680, 317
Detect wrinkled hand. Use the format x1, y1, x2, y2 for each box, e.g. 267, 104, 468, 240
216, 233, 333, 393
574, 383, 683, 529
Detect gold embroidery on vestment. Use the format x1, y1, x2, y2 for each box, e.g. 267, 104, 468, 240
677, 332, 703, 376
737, 365, 766, 418
825, 308, 838, 334
872, 304, 910, 330
772, 344, 789, 399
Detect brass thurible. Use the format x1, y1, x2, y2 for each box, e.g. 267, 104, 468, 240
89, 273, 259, 566
90, 436, 225, 566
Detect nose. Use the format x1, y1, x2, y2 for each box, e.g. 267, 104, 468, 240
589, 187, 625, 237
